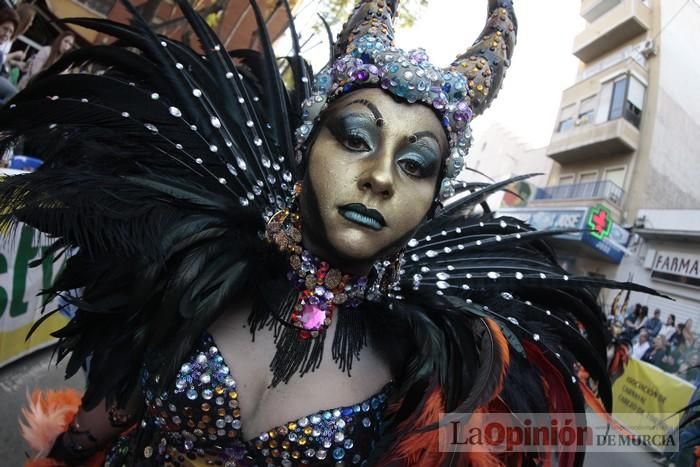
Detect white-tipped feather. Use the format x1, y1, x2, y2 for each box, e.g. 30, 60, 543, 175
19, 389, 82, 458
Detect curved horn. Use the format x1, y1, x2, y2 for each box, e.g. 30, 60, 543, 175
451, 0, 517, 117
333, 0, 400, 58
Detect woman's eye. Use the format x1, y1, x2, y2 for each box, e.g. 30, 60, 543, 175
343, 133, 371, 152
398, 158, 425, 177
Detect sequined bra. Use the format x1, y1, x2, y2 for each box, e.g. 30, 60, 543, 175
105, 333, 391, 466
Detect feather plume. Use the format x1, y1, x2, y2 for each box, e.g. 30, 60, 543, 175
20, 389, 82, 458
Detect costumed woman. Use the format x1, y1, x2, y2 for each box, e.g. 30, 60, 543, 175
3, 0, 661, 465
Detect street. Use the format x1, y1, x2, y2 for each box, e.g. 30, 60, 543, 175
0, 347, 84, 466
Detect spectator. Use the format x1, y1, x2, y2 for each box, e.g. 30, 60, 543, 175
624, 304, 648, 337
659, 313, 676, 340
683, 318, 696, 347
1, 4, 35, 77
677, 353, 700, 385
18, 31, 75, 90
670, 319, 696, 352
644, 308, 663, 338
660, 346, 681, 373
642, 335, 669, 369
632, 328, 651, 359
0, 8, 19, 103
625, 303, 644, 335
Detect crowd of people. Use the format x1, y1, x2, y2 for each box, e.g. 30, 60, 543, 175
619, 304, 699, 385
0, 3, 76, 105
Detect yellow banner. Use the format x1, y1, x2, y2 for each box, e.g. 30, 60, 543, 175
612, 358, 694, 447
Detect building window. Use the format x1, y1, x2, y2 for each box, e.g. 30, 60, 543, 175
600, 74, 646, 128
604, 167, 625, 187
559, 174, 575, 185
557, 104, 575, 133
578, 171, 598, 184
626, 75, 645, 128
609, 76, 627, 120
578, 95, 596, 125
74, 0, 116, 16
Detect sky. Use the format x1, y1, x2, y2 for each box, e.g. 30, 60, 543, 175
287, 0, 586, 149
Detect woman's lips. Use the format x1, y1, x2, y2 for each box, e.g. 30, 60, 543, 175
338, 203, 386, 231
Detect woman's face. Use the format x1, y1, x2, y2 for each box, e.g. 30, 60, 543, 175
301, 88, 447, 272
0, 21, 15, 44
653, 336, 664, 349
60, 35, 74, 53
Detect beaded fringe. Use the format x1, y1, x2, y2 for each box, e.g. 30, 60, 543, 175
248, 285, 367, 387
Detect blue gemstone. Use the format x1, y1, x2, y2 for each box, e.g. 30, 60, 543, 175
342, 407, 354, 417
323, 411, 332, 420
333, 447, 345, 460
361, 402, 370, 412
370, 398, 380, 410
353, 405, 361, 413
443, 83, 452, 93
343, 84, 353, 93
360, 53, 370, 62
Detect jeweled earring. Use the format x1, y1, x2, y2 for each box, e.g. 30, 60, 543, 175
379, 248, 405, 294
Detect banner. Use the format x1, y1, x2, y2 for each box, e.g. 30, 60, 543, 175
612, 358, 695, 448
0, 223, 68, 367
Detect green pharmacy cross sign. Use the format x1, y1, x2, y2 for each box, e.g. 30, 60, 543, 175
587, 204, 613, 240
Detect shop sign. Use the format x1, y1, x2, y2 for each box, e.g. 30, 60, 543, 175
586, 204, 612, 240
650, 251, 700, 288
496, 208, 587, 240
498, 206, 629, 264
582, 218, 630, 264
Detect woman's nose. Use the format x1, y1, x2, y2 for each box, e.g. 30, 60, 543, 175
357, 151, 394, 199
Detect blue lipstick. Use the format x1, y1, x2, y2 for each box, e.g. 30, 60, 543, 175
339, 203, 386, 231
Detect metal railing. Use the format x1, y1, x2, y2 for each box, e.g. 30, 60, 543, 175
534, 180, 625, 207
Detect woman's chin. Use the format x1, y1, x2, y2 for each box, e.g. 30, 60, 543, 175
327, 229, 385, 265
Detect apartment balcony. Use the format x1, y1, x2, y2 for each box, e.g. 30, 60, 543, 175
547, 117, 639, 164
582, 0, 626, 22
574, 0, 652, 63
534, 180, 625, 208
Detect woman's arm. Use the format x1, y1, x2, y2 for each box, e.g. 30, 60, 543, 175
48, 397, 139, 464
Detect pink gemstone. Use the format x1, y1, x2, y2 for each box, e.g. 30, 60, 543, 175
300, 303, 326, 330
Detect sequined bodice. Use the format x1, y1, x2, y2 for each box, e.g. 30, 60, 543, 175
106, 333, 390, 466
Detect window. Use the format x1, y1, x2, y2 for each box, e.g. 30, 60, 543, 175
578, 95, 597, 125
601, 74, 646, 128
604, 167, 626, 205
578, 172, 598, 198
609, 76, 627, 120
578, 172, 598, 184
626, 76, 645, 127
559, 174, 575, 185
557, 105, 575, 133
595, 81, 613, 124
74, 0, 116, 16
604, 167, 625, 187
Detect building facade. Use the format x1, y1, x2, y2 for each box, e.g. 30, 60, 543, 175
32, 0, 296, 49
500, 0, 700, 314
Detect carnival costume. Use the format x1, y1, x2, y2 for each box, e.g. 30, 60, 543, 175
3, 0, 662, 465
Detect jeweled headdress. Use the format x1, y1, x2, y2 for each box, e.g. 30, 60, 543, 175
296, 0, 517, 199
